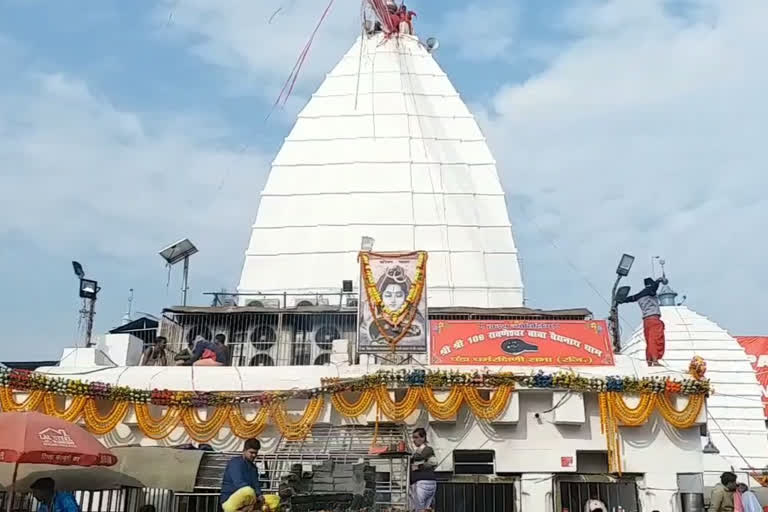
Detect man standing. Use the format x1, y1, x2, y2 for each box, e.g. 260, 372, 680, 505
619, 277, 668, 366
221, 438, 263, 512
710, 472, 737, 512
31, 478, 81, 512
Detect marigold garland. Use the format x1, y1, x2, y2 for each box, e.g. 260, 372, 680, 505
83, 400, 130, 435
462, 386, 513, 420
374, 386, 421, 421
0, 365, 710, 444
134, 404, 182, 440
271, 397, 325, 441
181, 406, 231, 442
419, 387, 463, 420
331, 390, 376, 417
0, 387, 44, 412
42, 394, 87, 422
228, 405, 269, 438
599, 392, 705, 474
656, 393, 703, 428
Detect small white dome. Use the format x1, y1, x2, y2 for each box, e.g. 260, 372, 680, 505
625, 305, 768, 483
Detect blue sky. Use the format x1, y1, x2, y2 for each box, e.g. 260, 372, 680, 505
1, 0, 767, 360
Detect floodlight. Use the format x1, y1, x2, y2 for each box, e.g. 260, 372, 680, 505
361, 236, 375, 252
79, 278, 99, 299
615, 253, 635, 277
72, 261, 85, 279
159, 238, 198, 306
159, 238, 198, 266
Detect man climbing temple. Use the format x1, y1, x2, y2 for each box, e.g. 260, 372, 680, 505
619, 276, 668, 366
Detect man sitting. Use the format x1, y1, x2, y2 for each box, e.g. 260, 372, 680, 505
221, 439, 263, 512
31, 478, 80, 512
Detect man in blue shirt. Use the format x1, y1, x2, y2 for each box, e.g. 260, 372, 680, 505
220, 438, 262, 512
31, 478, 81, 512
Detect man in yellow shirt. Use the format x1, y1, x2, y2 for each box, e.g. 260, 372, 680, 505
710, 472, 737, 512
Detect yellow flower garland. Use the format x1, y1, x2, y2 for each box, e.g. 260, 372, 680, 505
228, 405, 269, 438
0, 386, 705, 448
462, 386, 513, 420
0, 387, 44, 412
42, 394, 87, 423
331, 390, 376, 417
419, 387, 463, 420
271, 397, 325, 441
181, 406, 231, 442
134, 404, 182, 440
599, 392, 705, 474
608, 393, 657, 426
374, 386, 421, 421
83, 400, 130, 435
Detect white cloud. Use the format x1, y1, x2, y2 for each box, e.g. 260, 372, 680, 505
154, 0, 363, 100
0, 65, 270, 285
479, 0, 768, 334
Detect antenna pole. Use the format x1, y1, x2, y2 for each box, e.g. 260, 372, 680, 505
84, 297, 97, 348
182, 255, 190, 306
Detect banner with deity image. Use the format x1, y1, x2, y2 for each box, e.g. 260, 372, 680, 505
358, 251, 428, 353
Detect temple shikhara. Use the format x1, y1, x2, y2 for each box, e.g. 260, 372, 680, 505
2, 2, 767, 512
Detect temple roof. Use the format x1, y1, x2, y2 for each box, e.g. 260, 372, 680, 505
238, 33, 523, 308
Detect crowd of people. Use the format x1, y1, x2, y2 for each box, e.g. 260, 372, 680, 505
139, 334, 230, 367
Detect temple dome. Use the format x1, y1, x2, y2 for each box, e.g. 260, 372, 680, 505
624, 305, 768, 484
238, 33, 524, 308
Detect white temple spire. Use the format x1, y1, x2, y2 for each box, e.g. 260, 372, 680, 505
238, 33, 523, 308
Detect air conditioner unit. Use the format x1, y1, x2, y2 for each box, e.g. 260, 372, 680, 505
345, 297, 359, 308
290, 296, 331, 308
245, 298, 281, 308
245, 322, 280, 367
311, 322, 344, 366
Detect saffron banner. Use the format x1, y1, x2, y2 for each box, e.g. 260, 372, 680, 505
430, 320, 614, 366
735, 336, 768, 417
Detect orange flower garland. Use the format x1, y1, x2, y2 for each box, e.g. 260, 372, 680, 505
83, 400, 130, 435
331, 390, 376, 417
181, 406, 231, 442
419, 387, 463, 420
374, 386, 421, 421
134, 404, 182, 440
228, 405, 269, 438
462, 386, 512, 420
271, 397, 325, 441
42, 394, 87, 423
0, 387, 44, 412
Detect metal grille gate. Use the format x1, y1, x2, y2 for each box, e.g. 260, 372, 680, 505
557, 479, 640, 512
434, 481, 516, 512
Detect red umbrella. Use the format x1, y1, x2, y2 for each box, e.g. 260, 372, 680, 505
0, 412, 117, 511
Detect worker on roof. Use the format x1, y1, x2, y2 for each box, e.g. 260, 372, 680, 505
618, 276, 668, 366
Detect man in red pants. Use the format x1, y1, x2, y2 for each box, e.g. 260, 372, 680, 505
620, 277, 668, 366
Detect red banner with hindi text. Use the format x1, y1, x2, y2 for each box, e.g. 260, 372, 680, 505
430, 320, 614, 366
735, 336, 768, 418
